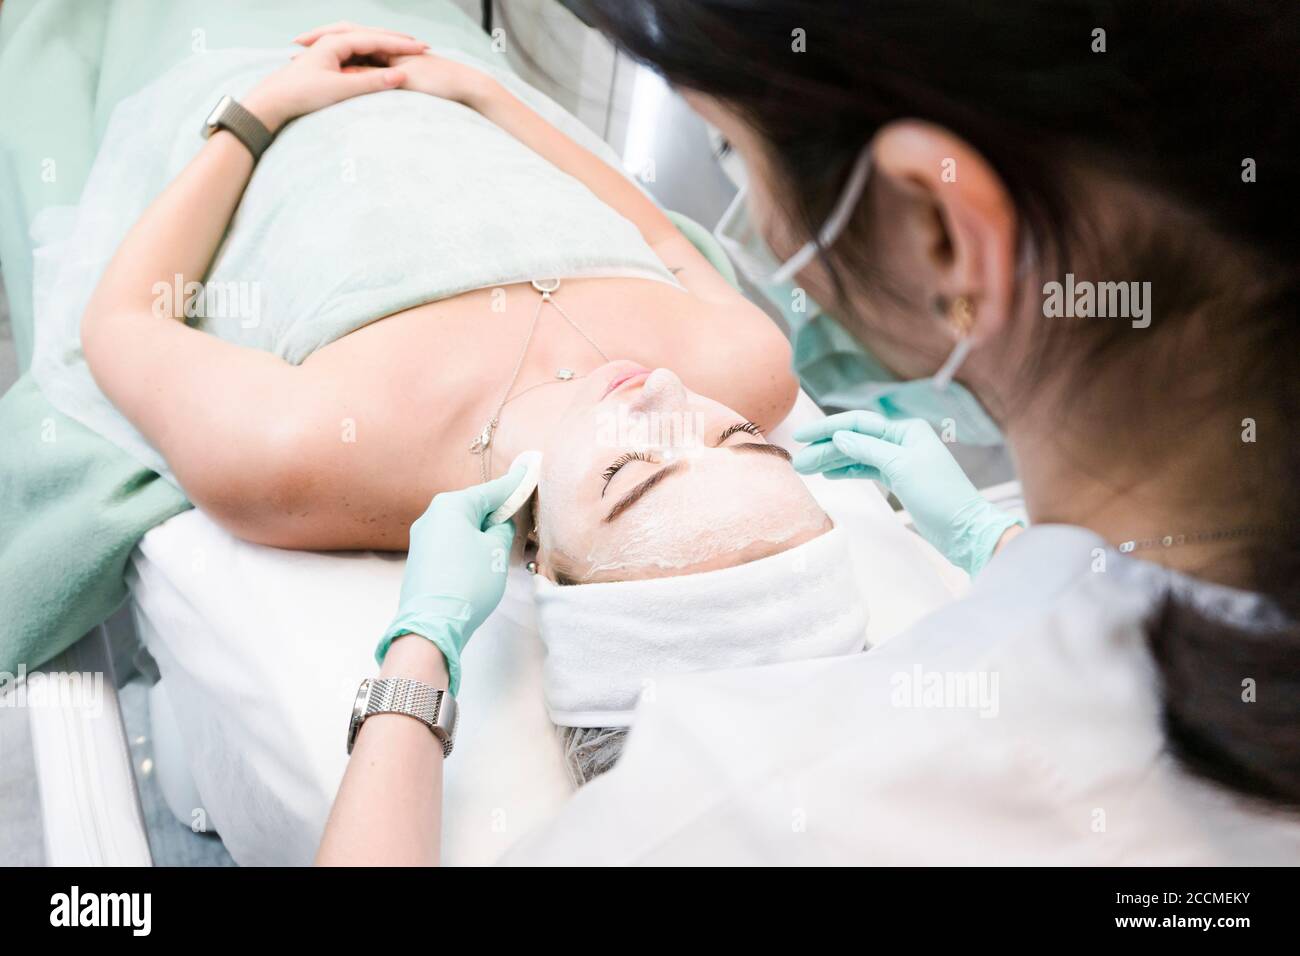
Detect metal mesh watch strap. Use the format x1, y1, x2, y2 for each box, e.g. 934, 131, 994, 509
205, 96, 273, 161
364, 678, 457, 757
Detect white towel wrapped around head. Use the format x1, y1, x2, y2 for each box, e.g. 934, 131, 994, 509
533, 528, 869, 727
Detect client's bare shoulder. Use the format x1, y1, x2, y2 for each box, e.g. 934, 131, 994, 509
647, 231, 799, 429
670, 289, 800, 431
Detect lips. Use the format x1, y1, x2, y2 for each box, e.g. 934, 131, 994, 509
602, 366, 651, 399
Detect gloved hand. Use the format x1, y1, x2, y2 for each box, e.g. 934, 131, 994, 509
376, 466, 526, 695
792, 411, 1021, 577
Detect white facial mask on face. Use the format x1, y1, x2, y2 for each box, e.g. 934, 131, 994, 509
579, 455, 827, 577
537, 451, 828, 580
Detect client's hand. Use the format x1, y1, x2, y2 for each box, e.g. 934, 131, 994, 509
293, 21, 495, 106
375, 467, 526, 696
244, 28, 429, 132
792, 411, 1022, 577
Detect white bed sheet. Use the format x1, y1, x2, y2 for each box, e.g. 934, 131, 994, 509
126, 393, 958, 866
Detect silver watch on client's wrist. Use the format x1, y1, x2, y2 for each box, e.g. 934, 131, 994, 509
201, 95, 273, 161
347, 678, 458, 757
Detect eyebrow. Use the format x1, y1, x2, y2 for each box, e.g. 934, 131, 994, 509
602, 443, 793, 523
603, 461, 687, 524
730, 441, 793, 462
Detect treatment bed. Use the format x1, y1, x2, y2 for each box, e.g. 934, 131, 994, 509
125, 392, 962, 865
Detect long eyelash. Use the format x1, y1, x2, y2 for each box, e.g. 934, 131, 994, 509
601, 451, 653, 496
718, 420, 763, 442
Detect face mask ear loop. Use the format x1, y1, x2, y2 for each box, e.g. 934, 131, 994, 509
930, 239, 1030, 393
768, 145, 874, 286
932, 240, 1031, 392
931, 336, 973, 392
932, 294, 977, 391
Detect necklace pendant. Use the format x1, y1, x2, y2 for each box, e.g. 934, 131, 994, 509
555, 367, 575, 381
469, 423, 494, 454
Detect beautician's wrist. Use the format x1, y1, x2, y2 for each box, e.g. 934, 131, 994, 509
381, 633, 451, 687
994, 522, 1025, 555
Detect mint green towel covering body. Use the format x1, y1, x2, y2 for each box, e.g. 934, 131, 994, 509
0, 0, 737, 673
0, 376, 191, 669
31, 46, 678, 483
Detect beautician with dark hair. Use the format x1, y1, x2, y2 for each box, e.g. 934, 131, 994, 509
320, 1, 1299, 864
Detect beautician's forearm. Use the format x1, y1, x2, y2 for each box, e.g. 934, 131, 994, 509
468, 80, 679, 247
315, 636, 448, 867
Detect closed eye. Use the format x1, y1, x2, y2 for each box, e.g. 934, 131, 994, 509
716, 421, 791, 462
600, 421, 774, 499
600, 450, 655, 497
717, 420, 762, 442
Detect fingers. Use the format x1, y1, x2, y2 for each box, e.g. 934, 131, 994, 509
792, 410, 890, 444
824, 464, 879, 481
793, 410, 927, 446
310, 31, 428, 65
831, 431, 902, 475
415, 464, 526, 530
792, 430, 896, 479
338, 67, 406, 92
459, 463, 529, 524
792, 439, 858, 475
484, 519, 517, 553
294, 22, 418, 46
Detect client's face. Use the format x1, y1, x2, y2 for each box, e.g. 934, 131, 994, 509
535, 361, 830, 583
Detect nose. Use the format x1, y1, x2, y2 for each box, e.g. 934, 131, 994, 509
631, 368, 688, 411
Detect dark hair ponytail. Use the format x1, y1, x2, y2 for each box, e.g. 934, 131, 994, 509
577, 0, 1300, 809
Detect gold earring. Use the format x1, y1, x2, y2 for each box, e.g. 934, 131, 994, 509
949, 295, 976, 336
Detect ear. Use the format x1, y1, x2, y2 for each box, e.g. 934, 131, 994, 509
871, 120, 1017, 345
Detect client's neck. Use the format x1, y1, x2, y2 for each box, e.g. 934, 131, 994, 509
483, 376, 580, 479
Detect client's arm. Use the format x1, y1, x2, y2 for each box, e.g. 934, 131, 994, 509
81, 32, 427, 540
454, 71, 744, 307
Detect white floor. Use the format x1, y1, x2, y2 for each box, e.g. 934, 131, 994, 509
0, 694, 44, 866
119, 677, 236, 866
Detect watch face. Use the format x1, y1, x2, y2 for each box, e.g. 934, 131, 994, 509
203, 95, 234, 137
346, 679, 372, 754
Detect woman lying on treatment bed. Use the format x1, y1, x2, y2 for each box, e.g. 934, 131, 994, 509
83, 24, 820, 558
80, 24, 870, 777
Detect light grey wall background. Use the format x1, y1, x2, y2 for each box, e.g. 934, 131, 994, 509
0, 274, 16, 393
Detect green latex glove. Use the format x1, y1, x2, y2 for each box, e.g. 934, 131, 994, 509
792, 411, 1021, 577
376, 466, 526, 695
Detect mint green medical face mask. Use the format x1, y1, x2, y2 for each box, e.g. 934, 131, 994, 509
713, 157, 1005, 447
790, 308, 1005, 447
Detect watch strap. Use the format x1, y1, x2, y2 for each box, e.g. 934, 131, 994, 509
358, 677, 457, 757
204, 96, 273, 161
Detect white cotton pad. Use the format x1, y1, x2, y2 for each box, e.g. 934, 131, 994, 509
485, 450, 543, 527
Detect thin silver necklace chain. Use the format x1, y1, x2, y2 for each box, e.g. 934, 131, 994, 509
1117, 525, 1270, 553
470, 279, 610, 481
